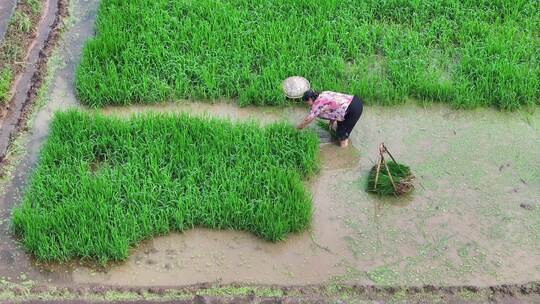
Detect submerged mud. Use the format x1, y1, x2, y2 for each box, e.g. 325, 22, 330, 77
0, 0, 539, 293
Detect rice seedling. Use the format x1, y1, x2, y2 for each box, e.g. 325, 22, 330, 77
76, 0, 539, 109
315, 119, 336, 139
12, 110, 319, 263
367, 162, 414, 196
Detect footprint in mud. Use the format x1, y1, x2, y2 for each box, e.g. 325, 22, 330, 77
165, 249, 177, 259
519, 203, 534, 211
144, 248, 158, 255
319, 144, 360, 170
145, 259, 157, 266
0, 249, 15, 264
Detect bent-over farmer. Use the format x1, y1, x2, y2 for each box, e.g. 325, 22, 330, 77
297, 90, 363, 148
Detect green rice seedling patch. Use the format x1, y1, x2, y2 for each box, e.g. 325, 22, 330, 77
76, 0, 539, 109
12, 110, 319, 263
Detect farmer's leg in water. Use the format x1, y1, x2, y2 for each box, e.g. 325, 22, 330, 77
330, 120, 337, 131
336, 96, 363, 147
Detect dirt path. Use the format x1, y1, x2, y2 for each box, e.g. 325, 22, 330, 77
0, 0, 539, 300
2, 281, 540, 303
0, 0, 16, 42
0, 0, 68, 164
0, 0, 93, 285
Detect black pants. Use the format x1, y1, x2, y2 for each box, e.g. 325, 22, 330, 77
336, 96, 363, 141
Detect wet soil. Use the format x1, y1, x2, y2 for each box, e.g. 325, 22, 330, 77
0, 0, 539, 299
1, 281, 540, 303
0, 0, 17, 42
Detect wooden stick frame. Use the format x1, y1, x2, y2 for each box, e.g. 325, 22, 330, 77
373, 143, 398, 194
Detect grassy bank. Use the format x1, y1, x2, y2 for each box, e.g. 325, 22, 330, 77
76, 0, 539, 109
12, 110, 319, 262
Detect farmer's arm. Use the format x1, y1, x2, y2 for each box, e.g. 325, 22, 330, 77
297, 115, 315, 130
298, 99, 328, 130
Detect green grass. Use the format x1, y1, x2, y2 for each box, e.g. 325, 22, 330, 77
0, 68, 12, 103
12, 110, 319, 262
76, 0, 540, 109
24, 0, 42, 14
367, 161, 414, 196
10, 11, 32, 34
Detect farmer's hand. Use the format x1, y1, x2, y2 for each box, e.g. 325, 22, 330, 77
297, 116, 313, 130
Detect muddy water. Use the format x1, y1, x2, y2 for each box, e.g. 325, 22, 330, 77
68, 145, 359, 286
1, 0, 540, 288
101, 101, 333, 144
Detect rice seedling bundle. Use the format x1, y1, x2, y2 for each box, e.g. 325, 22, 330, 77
367, 162, 414, 196
76, 0, 539, 110
12, 110, 319, 262
316, 119, 336, 139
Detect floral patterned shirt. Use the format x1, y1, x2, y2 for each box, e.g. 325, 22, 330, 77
308, 91, 354, 121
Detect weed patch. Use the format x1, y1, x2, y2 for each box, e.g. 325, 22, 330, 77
12, 110, 319, 262
76, 0, 539, 109
10, 11, 32, 34
0, 68, 12, 103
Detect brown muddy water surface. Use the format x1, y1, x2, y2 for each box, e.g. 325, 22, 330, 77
0, 0, 539, 290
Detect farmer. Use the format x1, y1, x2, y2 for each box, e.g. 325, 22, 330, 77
297, 90, 363, 148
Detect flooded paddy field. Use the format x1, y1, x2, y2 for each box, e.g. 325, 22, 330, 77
0, 0, 538, 302
67, 102, 539, 287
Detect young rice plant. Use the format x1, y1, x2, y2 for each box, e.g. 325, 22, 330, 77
12, 110, 319, 263
316, 119, 337, 139
76, 0, 540, 109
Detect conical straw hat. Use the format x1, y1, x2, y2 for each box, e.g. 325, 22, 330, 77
282, 76, 310, 99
